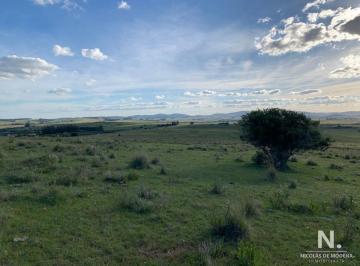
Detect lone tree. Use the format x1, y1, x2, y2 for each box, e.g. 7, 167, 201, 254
240, 108, 329, 170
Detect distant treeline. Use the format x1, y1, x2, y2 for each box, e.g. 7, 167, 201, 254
40, 124, 104, 135
0, 124, 104, 136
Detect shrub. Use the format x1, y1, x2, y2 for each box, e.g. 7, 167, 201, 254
266, 168, 277, 182
129, 154, 150, 169
104, 171, 127, 184
329, 163, 343, 170
160, 167, 167, 175
344, 154, 351, 160
288, 180, 297, 189
5, 175, 37, 184
211, 209, 249, 241
151, 157, 161, 165
251, 151, 267, 166
126, 171, 140, 181
288, 203, 314, 215
38, 187, 64, 206
137, 185, 158, 200
91, 157, 102, 168
235, 157, 244, 163
243, 199, 261, 218
53, 144, 65, 152
0, 191, 16, 202
269, 189, 289, 210
55, 176, 79, 186
210, 181, 225, 195
85, 145, 96, 156
334, 176, 344, 182
333, 195, 354, 212
119, 193, 152, 214
306, 160, 317, 166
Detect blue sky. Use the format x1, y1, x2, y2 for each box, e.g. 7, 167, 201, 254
0, 0, 360, 118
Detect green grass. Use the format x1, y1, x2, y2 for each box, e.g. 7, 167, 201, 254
0, 122, 359, 265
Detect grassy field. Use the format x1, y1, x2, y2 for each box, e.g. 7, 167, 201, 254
0, 122, 359, 265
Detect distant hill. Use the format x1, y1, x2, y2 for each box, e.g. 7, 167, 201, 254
120, 111, 360, 122
2, 111, 360, 123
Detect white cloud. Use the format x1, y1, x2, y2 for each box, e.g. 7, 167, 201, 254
183, 101, 200, 105
242, 60, 253, 71
307, 9, 339, 22
129, 96, 142, 101
302, 0, 333, 13
291, 89, 322, 95
33, 0, 82, 10
253, 89, 281, 95
0, 55, 58, 80
81, 48, 108, 61
33, 0, 59, 5
256, 7, 360, 56
155, 95, 165, 100
257, 17, 271, 24
48, 87, 72, 96
53, 44, 74, 56
118, 1, 130, 10
329, 54, 360, 78
85, 78, 96, 86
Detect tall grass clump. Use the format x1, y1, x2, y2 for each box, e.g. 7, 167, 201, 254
235, 242, 262, 266
333, 195, 354, 212
129, 154, 150, 169
211, 208, 249, 241
269, 189, 289, 210
119, 193, 153, 214
137, 185, 158, 200
243, 199, 261, 218
210, 181, 225, 195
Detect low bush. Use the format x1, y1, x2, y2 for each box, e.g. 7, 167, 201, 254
288, 180, 297, 189
129, 154, 150, 169
333, 195, 354, 212
104, 171, 127, 184
5, 175, 37, 184
126, 171, 140, 181
85, 145, 96, 156
269, 189, 289, 210
160, 167, 167, 175
38, 187, 64, 206
306, 160, 317, 166
151, 157, 161, 165
119, 193, 152, 214
55, 176, 79, 186
137, 185, 158, 200
211, 209, 249, 241
210, 181, 225, 195
251, 151, 267, 166
288, 203, 314, 215
329, 163, 344, 170
243, 199, 261, 218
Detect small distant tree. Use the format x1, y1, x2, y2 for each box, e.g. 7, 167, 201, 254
240, 108, 329, 170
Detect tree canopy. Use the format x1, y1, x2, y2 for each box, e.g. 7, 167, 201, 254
240, 108, 329, 170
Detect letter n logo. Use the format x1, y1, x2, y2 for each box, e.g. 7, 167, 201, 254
318, 230, 334, 249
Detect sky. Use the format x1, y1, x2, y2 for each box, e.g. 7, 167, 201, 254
0, 0, 360, 118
